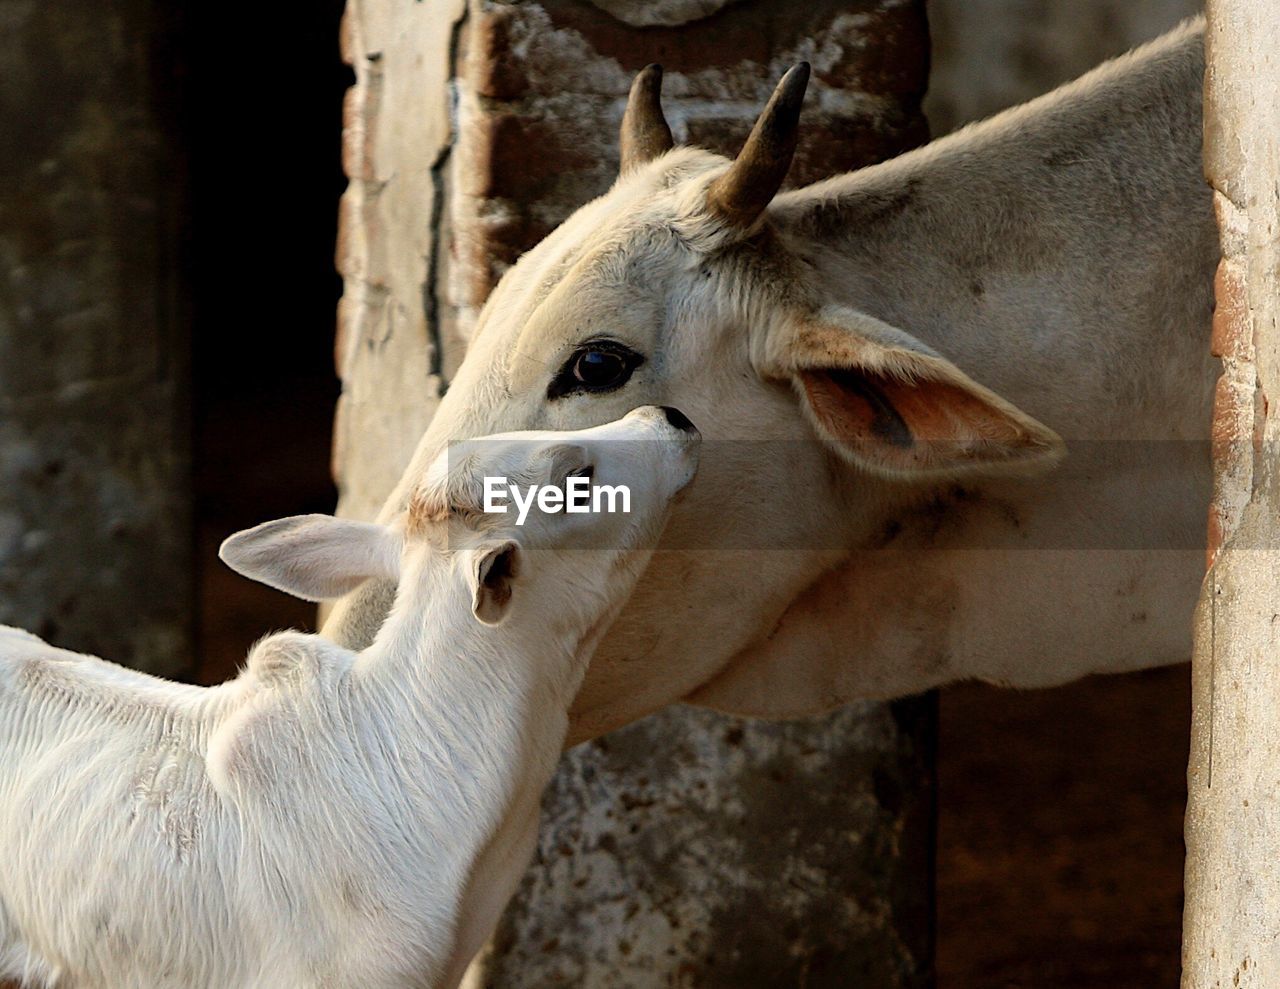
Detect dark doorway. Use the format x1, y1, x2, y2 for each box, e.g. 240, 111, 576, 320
180, 0, 350, 683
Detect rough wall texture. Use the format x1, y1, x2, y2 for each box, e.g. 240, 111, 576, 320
926, 0, 1200, 134
334, 0, 467, 526
334, 0, 934, 985
0, 0, 190, 675
472, 702, 934, 987
1182, 2, 1279, 986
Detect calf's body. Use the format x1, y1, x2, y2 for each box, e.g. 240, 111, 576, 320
0, 409, 697, 988
0, 621, 554, 988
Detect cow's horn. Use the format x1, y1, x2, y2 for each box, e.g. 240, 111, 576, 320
620, 64, 674, 175
706, 62, 810, 228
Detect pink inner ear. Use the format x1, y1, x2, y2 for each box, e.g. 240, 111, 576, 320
798, 367, 1035, 471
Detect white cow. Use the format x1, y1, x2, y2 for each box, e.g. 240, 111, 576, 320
325, 19, 1216, 741
0, 407, 699, 989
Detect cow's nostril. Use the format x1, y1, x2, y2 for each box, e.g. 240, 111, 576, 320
658, 406, 697, 432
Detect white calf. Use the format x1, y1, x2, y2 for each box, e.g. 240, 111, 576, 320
0, 406, 699, 989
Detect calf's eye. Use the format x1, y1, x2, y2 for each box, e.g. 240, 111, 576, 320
548, 341, 645, 399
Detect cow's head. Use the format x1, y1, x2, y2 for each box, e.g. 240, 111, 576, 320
325, 65, 1063, 740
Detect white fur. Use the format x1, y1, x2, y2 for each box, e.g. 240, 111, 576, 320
323, 19, 1217, 735
0, 408, 698, 989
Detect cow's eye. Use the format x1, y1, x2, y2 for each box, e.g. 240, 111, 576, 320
548, 341, 644, 399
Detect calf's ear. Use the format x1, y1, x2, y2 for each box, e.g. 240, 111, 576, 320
219, 515, 401, 602
759, 306, 1065, 478
469, 540, 520, 626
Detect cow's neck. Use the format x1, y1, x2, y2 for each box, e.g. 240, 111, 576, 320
687, 21, 1216, 716
774, 17, 1213, 446
813, 17, 1214, 548
791, 11, 1213, 592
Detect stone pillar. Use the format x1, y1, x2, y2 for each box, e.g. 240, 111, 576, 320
0, 0, 191, 676
334, 1, 934, 984
1182, 3, 1280, 987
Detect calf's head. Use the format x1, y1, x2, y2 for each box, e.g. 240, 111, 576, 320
327, 66, 1063, 737
223, 407, 699, 643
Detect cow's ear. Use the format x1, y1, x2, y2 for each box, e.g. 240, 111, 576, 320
468, 540, 521, 626
220, 515, 401, 602
758, 306, 1064, 478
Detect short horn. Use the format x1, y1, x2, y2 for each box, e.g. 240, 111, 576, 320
620, 64, 674, 175
706, 62, 810, 228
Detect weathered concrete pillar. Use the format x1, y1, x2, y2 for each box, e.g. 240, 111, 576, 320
1182, 3, 1280, 986
334, 1, 934, 983
0, 0, 191, 676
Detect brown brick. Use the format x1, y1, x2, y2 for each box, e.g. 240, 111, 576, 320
1209, 259, 1250, 361
468, 6, 530, 101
